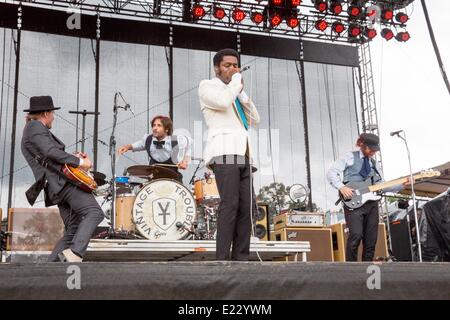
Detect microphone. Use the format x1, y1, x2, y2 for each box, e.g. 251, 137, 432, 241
124, 104, 135, 116
241, 66, 251, 73
390, 130, 403, 136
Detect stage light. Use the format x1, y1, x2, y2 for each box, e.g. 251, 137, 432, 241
395, 12, 409, 24
270, 13, 283, 27
348, 5, 362, 18
271, 0, 284, 6
381, 28, 394, 41
251, 12, 264, 25
286, 16, 299, 28
396, 31, 410, 42
314, 1, 328, 12
291, 0, 302, 7
365, 28, 377, 40
213, 7, 226, 20
192, 5, 206, 19
382, 9, 394, 21
232, 8, 246, 22
315, 19, 328, 32
332, 21, 345, 34
330, 1, 343, 15
349, 24, 362, 37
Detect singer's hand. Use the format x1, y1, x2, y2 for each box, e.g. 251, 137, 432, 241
118, 144, 132, 155
339, 186, 354, 200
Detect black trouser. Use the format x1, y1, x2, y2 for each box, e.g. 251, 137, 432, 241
48, 184, 104, 262
344, 201, 379, 262
211, 155, 257, 261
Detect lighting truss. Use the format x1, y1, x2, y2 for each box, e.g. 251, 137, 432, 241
6, 0, 415, 44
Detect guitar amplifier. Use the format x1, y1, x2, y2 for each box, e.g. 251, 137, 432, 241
271, 227, 334, 261
7, 208, 64, 251
273, 210, 325, 230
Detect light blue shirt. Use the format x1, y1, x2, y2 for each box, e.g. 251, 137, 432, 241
326, 150, 403, 193
131, 134, 192, 163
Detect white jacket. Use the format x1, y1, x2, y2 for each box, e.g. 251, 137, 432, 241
199, 76, 260, 166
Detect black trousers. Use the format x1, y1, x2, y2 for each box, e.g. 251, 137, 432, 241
344, 201, 379, 261
211, 155, 257, 261
48, 183, 104, 262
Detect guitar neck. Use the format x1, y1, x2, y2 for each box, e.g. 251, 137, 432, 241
367, 177, 408, 192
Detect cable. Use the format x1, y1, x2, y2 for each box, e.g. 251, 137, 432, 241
420, 0, 450, 97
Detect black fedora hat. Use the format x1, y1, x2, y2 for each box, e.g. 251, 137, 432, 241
23, 96, 61, 113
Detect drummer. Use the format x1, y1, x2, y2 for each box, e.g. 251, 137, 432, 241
118, 115, 192, 182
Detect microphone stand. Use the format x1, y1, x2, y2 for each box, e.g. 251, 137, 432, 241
108, 92, 120, 236
393, 131, 423, 262
189, 159, 204, 185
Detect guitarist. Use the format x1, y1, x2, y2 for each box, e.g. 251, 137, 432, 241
327, 133, 410, 261
21, 96, 104, 263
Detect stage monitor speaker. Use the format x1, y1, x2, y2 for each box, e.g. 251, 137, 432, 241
271, 227, 333, 261
390, 219, 413, 261
7, 208, 64, 251
331, 223, 388, 261
255, 203, 270, 241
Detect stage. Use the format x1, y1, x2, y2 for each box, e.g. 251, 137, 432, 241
0, 261, 449, 300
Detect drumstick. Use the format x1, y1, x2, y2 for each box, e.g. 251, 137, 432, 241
154, 163, 179, 168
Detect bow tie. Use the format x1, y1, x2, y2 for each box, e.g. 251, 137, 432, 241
153, 140, 165, 149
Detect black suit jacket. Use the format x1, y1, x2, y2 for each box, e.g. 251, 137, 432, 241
21, 120, 80, 206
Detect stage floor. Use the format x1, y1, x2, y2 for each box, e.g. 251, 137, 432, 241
0, 261, 449, 300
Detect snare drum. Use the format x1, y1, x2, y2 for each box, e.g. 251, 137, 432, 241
115, 193, 136, 232
194, 175, 220, 205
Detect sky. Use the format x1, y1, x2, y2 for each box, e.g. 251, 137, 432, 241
370, 1, 450, 180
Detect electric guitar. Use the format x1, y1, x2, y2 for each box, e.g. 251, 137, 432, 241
340, 170, 440, 210
62, 164, 98, 193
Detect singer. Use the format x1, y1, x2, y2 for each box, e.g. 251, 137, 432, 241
199, 48, 260, 261
326, 133, 411, 261
118, 115, 192, 182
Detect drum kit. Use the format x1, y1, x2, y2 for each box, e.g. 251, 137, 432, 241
93, 162, 221, 241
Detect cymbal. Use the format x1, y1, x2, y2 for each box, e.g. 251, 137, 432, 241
91, 171, 107, 186
126, 165, 179, 180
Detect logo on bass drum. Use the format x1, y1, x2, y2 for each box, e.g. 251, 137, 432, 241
132, 179, 196, 240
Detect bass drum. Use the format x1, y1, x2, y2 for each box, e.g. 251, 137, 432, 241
132, 179, 196, 240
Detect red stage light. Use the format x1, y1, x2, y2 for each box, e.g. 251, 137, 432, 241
213, 7, 226, 20
365, 28, 377, 40
272, 0, 284, 6
330, 2, 343, 15
382, 9, 394, 21
349, 25, 362, 37
192, 5, 206, 19
315, 1, 328, 12
270, 13, 283, 27
315, 19, 328, 32
396, 31, 410, 42
348, 5, 362, 18
291, 0, 301, 7
396, 12, 409, 24
381, 28, 394, 41
287, 16, 299, 28
251, 12, 264, 25
232, 8, 246, 22
332, 21, 345, 34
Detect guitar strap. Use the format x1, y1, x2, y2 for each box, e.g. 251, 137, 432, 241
370, 158, 382, 185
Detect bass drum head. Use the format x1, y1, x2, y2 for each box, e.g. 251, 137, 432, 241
132, 179, 196, 240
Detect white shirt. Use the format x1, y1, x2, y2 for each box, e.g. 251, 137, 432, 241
131, 134, 192, 163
